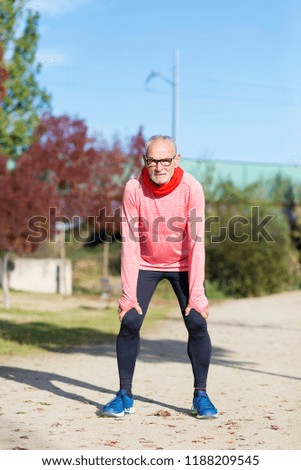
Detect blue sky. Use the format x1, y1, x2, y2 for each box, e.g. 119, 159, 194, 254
27, 0, 301, 164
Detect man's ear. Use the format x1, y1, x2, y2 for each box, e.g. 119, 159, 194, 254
175, 153, 181, 167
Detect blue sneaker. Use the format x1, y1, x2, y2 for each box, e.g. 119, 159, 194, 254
191, 391, 218, 419
102, 390, 135, 418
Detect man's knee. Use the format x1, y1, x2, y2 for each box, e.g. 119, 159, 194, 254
121, 308, 143, 333
185, 308, 208, 334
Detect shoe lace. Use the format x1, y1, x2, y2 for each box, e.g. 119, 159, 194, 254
197, 393, 214, 410
108, 394, 123, 407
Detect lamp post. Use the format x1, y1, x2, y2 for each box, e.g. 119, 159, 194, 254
145, 49, 179, 141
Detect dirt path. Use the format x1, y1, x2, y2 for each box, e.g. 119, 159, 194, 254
0, 291, 300, 450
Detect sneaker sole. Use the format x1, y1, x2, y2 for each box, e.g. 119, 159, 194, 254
124, 407, 135, 415
191, 408, 218, 419
102, 410, 125, 418
102, 407, 135, 418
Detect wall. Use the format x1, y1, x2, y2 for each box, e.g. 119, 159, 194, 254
7, 258, 72, 295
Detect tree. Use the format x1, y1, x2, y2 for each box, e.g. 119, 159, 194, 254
28, 114, 144, 230
269, 173, 301, 257
84, 130, 144, 296
0, 111, 145, 305
0, 0, 50, 307
0, 0, 50, 160
86, 127, 144, 233
0, 152, 55, 308
27, 113, 96, 220
126, 127, 145, 177
28, 115, 144, 292
26, 114, 145, 292
0, 46, 9, 102
205, 198, 299, 297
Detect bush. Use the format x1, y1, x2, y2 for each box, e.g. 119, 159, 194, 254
205, 203, 299, 297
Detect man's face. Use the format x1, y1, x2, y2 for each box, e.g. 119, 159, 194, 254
144, 139, 180, 185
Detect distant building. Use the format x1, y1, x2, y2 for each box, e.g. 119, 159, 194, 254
181, 158, 301, 191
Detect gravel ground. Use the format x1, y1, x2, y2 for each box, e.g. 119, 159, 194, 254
0, 290, 301, 451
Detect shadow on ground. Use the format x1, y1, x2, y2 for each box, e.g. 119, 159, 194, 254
0, 319, 116, 351
0, 328, 300, 420
0, 365, 189, 415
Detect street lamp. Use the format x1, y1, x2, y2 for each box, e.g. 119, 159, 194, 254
145, 49, 179, 141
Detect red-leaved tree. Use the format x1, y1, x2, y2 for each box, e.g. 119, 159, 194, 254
27, 113, 144, 236
27, 113, 96, 220
86, 128, 145, 237
84, 130, 145, 291
0, 153, 55, 308
0, 47, 9, 102
1, 111, 145, 305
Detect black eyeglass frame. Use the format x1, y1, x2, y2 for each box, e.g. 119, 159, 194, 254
143, 154, 177, 167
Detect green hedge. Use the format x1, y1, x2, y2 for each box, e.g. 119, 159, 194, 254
205, 203, 299, 297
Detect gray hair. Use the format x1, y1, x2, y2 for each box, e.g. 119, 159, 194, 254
144, 135, 177, 156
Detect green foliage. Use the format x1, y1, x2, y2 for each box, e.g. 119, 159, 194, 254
0, 0, 50, 159
269, 172, 296, 205
198, 169, 301, 297
268, 172, 301, 258
205, 202, 299, 297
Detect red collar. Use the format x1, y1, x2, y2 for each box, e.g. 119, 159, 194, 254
141, 166, 184, 196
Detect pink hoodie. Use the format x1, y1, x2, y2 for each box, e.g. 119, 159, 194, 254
119, 170, 208, 313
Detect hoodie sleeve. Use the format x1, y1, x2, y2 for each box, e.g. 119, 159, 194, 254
118, 180, 141, 312
186, 182, 209, 313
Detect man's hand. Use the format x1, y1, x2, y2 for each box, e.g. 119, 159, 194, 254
118, 302, 143, 321
185, 305, 209, 319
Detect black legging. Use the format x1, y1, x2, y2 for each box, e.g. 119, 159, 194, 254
116, 270, 212, 393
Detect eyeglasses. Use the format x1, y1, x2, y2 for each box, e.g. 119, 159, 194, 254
144, 155, 176, 167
